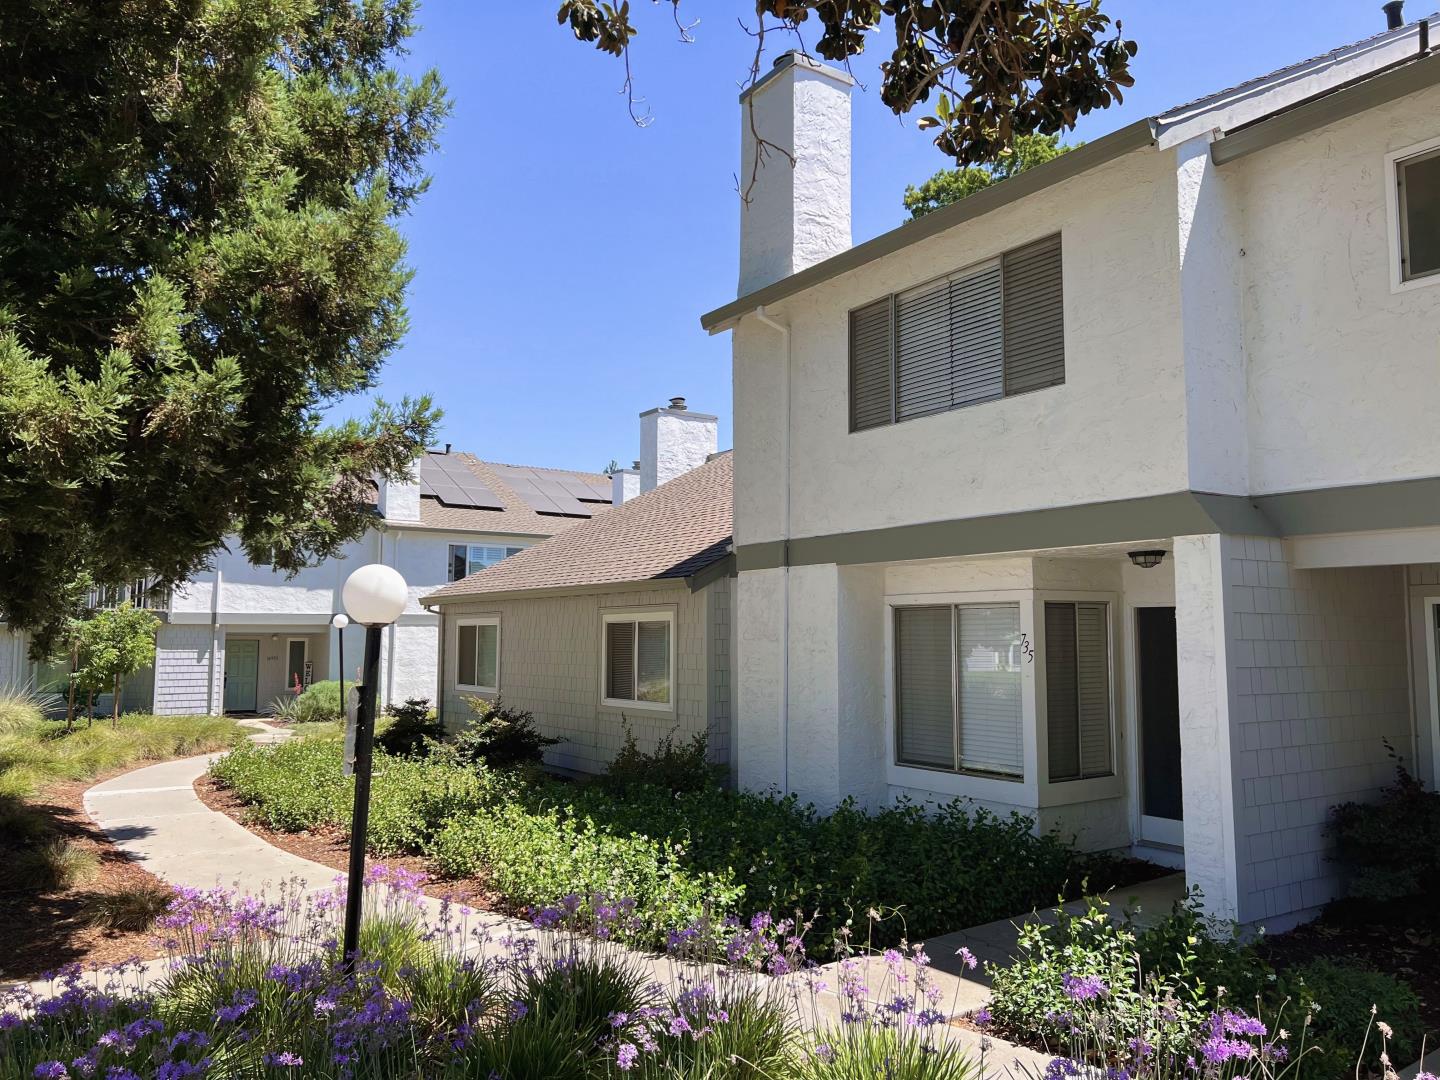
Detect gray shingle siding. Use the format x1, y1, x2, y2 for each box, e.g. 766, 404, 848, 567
153, 626, 219, 716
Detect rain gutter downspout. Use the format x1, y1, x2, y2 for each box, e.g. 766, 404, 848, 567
751, 305, 791, 794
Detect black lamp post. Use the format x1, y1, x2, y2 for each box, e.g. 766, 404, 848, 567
331, 612, 350, 724
337, 563, 408, 971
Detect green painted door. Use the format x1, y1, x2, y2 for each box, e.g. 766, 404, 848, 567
223, 639, 259, 713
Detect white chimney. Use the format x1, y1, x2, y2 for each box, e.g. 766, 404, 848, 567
377, 456, 423, 523
611, 462, 640, 506
640, 397, 717, 493
738, 51, 854, 297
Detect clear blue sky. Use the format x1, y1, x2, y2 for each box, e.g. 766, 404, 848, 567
333, 1, 1397, 473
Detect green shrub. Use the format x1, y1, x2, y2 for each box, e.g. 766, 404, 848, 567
296, 679, 345, 722
376, 697, 442, 757
602, 724, 722, 795
430, 803, 744, 943
1284, 959, 1422, 1078
14, 838, 100, 890
79, 881, 174, 931
447, 696, 560, 769
1327, 748, 1440, 902
209, 737, 350, 831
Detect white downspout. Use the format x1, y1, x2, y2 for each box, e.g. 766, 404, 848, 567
751, 305, 791, 793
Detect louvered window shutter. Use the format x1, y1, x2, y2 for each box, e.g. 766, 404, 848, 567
894, 606, 954, 768
849, 298, 893, 431
1045, 603, 1080, 781
1045, 601, 1112, 781
1002, 234, 1065, 395
895, 279, 953, 421
606, 622, 635, 701
1077, 603, 1112, 777
956, 604, 1023, 777
636, 621, 670, 703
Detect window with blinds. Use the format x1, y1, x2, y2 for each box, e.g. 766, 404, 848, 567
1044, 601, 1113, 781
456, 618, 499, 691
849, 234, 1064, 432
894, 604, 1023, 779
604, 613, 673, 707
448, 544, 527, 582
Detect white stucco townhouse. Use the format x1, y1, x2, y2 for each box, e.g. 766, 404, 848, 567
702, 14, 1440, 929
0, 451, 614, 716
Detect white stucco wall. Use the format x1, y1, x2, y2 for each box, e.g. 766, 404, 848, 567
732, 142, 1187, 547
1240, 82, 1440, 494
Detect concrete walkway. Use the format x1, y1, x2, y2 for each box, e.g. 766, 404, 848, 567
27, 724, 1192, 1071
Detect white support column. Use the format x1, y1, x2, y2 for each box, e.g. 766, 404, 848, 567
735, 567, 786, 794
1172, 533, 1241, 919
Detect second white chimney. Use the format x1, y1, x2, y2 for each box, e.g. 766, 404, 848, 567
738, 51, 854, 297
377, 456, 423, 523
640, 397, 717, 493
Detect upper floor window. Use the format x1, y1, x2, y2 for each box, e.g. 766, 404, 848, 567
602, 610, 673, 710
1044, 601, 1114, 782
1397, 146, 1440, 284
850, 234, 1065, 432
448, 543, 525, 582
893, 603, 1023, 780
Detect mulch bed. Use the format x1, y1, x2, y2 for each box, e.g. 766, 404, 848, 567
1260, 897, 1440, 1041
192, 774, 503, 912
0, 772, 170, 981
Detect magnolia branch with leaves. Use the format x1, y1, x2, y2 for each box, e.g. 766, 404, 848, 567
556, 1, 1136, 167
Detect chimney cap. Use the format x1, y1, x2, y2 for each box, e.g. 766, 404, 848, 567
1384, 0, 1404, 29
669, 396, 687, 411
739, 49, 855, 102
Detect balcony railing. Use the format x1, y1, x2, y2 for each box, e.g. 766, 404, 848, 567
87, 578, 173, 613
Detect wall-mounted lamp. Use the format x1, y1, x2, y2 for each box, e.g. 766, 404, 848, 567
1128, 550, 1167, 569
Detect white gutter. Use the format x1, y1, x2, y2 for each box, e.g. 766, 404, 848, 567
751, 305, 792, 794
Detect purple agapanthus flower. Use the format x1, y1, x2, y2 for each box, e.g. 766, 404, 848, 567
616, 1043, 640, 1071
1060, 972, 1107, 1001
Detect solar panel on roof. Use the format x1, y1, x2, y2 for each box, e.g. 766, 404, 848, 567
492, 464, 599, 518
419, 455, 504, 510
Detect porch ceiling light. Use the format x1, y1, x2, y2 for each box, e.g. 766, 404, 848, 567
1128, 549, 1167, 569
342, 564, 408, 627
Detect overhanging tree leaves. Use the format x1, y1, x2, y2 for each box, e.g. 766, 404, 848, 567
902, 132, 1076, 218
556, 1, 1135, 167
0, 0, 449, 652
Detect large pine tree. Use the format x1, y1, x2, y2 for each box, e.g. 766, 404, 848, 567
0, 0, 449, 650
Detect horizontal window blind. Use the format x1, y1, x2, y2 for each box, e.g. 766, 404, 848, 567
957, 604, 1023, 777
894, 603, 1023, 779
606, 621, 635, 701
894, 606, 955, 768
849, 234, 1064, 431
636, 621, 670, 704
1045, 601, 1113, 782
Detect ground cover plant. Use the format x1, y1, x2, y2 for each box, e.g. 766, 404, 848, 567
209, 731, 1121, 956
984, 890, 1429, 1080
0, 869, 983, 1079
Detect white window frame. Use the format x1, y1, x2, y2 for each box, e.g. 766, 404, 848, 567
447, 543, 527, 582
600, 608, 676, 712
454, 615, 501, 694
1386, 134, 1440, 294
885, 589, 1038, 804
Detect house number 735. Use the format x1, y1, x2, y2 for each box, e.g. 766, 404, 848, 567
1020, 634, 1034, 663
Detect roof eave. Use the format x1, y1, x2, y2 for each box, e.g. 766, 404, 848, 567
422, 576, 692, 607
699, 117, 1160, 333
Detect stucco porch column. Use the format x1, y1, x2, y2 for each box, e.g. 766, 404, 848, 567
1172, 533, 1242, 919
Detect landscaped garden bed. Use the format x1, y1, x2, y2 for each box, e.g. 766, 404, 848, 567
205, 720, 1157, 957
0, 692, 243, 979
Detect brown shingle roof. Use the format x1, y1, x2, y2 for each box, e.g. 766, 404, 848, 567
409, 454, 611, 537
423, 452, 732, 601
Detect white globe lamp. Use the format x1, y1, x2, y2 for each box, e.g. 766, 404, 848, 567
330, 612, 350, 630
342, 564, 408, 626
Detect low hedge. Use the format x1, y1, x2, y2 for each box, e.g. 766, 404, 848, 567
210, 737, 1091, 951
